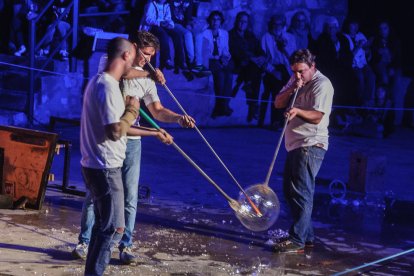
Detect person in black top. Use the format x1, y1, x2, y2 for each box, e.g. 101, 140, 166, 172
229, 11, 265, 122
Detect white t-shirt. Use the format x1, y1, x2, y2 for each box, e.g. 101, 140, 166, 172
98, 55, 161, 140
121, 66, 160, 139
80, 73, 127, 169
284, 70, 334, 152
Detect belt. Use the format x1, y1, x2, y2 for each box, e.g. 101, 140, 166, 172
313, 143, 324, 148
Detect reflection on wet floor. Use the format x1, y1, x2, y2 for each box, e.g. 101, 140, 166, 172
1, 188, 413, 275
1, 126, 414, 275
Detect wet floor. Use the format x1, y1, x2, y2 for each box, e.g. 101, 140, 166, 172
1, 126, 414, 275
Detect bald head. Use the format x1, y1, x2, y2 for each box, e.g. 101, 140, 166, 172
107, 37, 135, 62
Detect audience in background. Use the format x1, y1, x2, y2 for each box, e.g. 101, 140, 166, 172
10, 0, 39, 56
201, 10, 233, 118
169, 0, 194, 69
141, 0, 185, 72
229, 11, 265, 122
287, 10, 314, 50
39, 0, 72, 60
1, 3, 412, 136
343, 19, 376, 106
369, 20, 404, 128
259, 13, 296, 129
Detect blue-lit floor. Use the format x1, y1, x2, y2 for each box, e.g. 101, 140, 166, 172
5, 125, 407, 275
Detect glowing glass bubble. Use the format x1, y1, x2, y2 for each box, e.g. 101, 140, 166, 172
235, 184, 280, 232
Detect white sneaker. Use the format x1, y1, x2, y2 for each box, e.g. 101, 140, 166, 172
14, 45, 26, 57
72, 242, 88, 260
59, 49, 69, 60
119, 246, 137, 264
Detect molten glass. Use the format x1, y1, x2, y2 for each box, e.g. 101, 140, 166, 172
235, 184, 280, 232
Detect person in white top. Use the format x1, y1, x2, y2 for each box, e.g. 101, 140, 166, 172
273, 49, 333, 254
259, 13, 297, 129
343, 19, 376, 106
201, 10, 234, 118
74, 31, 194, 266
80, 37, 139, 275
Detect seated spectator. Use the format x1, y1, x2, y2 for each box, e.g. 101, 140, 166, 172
39, 0, 71, 60
201, 10, 233, 118
287, 10, 314, 50
169, 0, 194, 69
141, 0, 185, 72
9, 0, 39, 56
343, 19, 376, 106
259, 13, 296, 129
97, 0, 127, 33
229, 11, 265, 122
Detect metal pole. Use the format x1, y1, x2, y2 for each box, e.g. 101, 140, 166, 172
71, 0, 79, 72
28, 20, 36, 125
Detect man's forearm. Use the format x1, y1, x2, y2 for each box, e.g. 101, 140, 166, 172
296, 109, 324, 124
152, 108, 181, 123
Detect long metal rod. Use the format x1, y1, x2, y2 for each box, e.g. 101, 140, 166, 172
263, 88, 299, 186
138, 109, 238, 208
138, 50, 253, 202
332, 247, 414, 276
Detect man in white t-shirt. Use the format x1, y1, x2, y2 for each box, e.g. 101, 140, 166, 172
80, 37, 139, 275
74, 31, 194, 265
273, 49, 333, 253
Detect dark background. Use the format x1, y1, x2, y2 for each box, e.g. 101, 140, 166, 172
348, 0, 414, 76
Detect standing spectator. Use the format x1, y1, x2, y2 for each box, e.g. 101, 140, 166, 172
141, 0, 185, 72
229, 11, 265, 122
314, 17, 354, 106
259, 14, 296, 129
201, 10, 233, 118
343, 19, 376, 106
287, 11, 314, 50
370, 20, 403, 127
370, 21, 401, 87
80, 37, 138, 275
273, 49, 333, 253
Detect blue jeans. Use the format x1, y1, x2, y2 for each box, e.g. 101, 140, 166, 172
120, 138, 141, 249
82, 167, 125, 276
78, 139, 142, 250
283, 146, 326, 246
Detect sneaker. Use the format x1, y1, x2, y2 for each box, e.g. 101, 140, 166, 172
305, 241, 314, 248
273, 239, 304, 254
14, 45, 26, 57
119, 246, 137, 264
191, 64, 212, 77
72, 242, 88, 260
59, 50, 69, 61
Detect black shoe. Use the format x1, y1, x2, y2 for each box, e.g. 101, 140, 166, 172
247, 105, 258, 122
273, 240, 304, 254
305, 241, 314, 248
165, 60, 174, 70
182, 70, 194, 81
191, 65, 212, 77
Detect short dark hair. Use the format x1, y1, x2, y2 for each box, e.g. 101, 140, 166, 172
268, 13, 286, 30
289, 48, 316, 67
207, 10, 224, 25
233, 11, 249, 29
106, 37, 133, 61
129, 30, 160, 51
